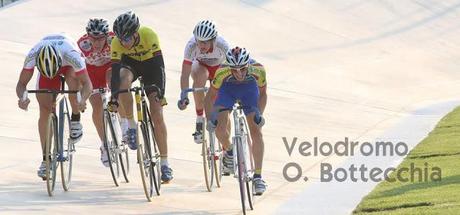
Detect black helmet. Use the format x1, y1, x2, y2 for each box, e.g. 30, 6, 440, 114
113, 11, 140, 39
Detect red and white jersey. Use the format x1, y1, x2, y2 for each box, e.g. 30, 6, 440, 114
183, 36, 230, 67
77, 32, 114, 68
23, 33, 86, 74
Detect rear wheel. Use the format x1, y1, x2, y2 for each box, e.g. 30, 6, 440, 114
45, 114, 58, 197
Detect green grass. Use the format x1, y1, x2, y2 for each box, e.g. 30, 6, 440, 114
353, 106, 460, 215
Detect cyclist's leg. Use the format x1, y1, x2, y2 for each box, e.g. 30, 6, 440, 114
142, 57, 168, 158
106, 66, 128, 135
190, 62, 208, 117
88, 66, 108, 143
203, 64, 220, 119
240, 82, 263, 174
240, 83, 267, 194
89, 93, 104, 141
213, 83, 235, 151
142, 56, 172, 182
64, 68, 84, 141
36, 73, 60, 177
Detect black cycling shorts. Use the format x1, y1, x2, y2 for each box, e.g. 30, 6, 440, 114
120, 54, 166, 99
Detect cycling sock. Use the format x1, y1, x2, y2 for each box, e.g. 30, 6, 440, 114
160, 157, 169, 167
226, 144, 233, 156
255, 169, 262, 175
254, 173, 262, 179
120, 117, 129, 133
196, 109, 204, 116
71, 113, 80, 121
127, 117, 136, 129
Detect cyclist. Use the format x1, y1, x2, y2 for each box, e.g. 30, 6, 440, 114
78, 18, 128, 167
108, 11, 173, 183
16, 33, 93, 179
177, 20, 230, 144
208, 47, 268, 195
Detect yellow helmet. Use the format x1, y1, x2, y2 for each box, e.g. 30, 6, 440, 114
36, 44, 62, 79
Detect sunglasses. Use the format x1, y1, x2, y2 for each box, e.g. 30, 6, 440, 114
121, 35, 134, 43
230, 65, 248, 72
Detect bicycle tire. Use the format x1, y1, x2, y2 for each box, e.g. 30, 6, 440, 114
138, 122, 155, 202
45, 114, 58, 197
60, 101, 73, 191
236, 137, 247, 214
210, 131, 223, 188
202, 127, 213, 192
144, 104, 161, 195
103, 110, 120, 186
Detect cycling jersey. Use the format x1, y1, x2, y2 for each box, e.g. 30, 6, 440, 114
23, 33, 86, 74
183, 36, 229, 67
23, 33, 87, 90
111, 26, 161, 62
211, 59, 266, 89
77, 32, 115, 89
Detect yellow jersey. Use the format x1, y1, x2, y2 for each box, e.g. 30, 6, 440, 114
211, 60, 267, 89
111, 26, 161, 61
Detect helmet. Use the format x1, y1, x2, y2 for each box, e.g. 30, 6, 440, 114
36, 44, 62, 79
86, 18, 109, 37
226, 47, 250, 68
193, 20, 217, 41
113, 11, 140, 39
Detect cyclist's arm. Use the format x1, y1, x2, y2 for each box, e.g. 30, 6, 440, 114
206, 85, 218, 116
16, 68, 33, 99
110, 59, 122, 99
258, 85, 267, 114
180, 60, 192, 92
76, 70, 93, 102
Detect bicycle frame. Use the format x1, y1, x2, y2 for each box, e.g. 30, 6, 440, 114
231, 102, 255, 181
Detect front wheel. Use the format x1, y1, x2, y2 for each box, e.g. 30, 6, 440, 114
103, 110, 121, 186
138, 122, 155, 202
45, 114, 58, 197
60, 105, 73, 191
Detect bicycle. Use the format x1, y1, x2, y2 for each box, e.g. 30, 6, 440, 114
179, 88, 223, 192
94, 88, 130, 186
218, 101, 257, 214
116, 78, 162, 202
21, 76, 80, 197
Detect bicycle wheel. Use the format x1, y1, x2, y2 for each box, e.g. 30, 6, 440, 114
59, 101, 73, 191
138, 122, 155, 201
145, 105, 161, 195
236, 137, 247, 214
202, 123, 213, 192
103, 110, 121, 186
112, 113, 130, 183
45, 114, 58, 197
210, 130, 223, 188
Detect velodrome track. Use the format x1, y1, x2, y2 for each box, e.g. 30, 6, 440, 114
1, 0, 460, 214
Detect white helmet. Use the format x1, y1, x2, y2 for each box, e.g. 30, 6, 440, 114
226, 47, 250, 68
193, 20, 217, 41
36, 44, 62, 79
86, 18, 109, 37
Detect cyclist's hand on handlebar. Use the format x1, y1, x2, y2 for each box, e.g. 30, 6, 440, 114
255, 114, 265, 128
18, 98, 30, 110
108, 99, 119, 112
177, 97, 189, 110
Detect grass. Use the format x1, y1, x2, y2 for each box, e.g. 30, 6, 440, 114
353, 106, 460, 215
